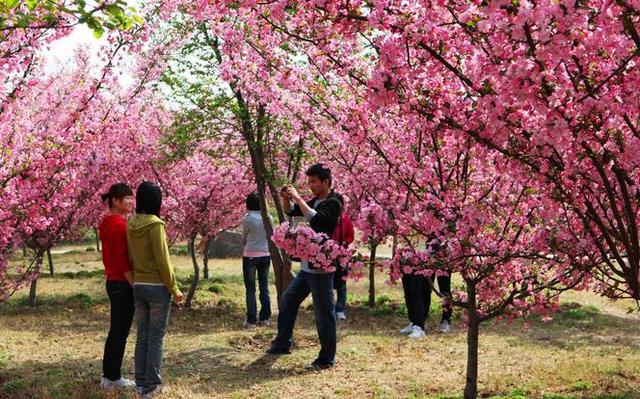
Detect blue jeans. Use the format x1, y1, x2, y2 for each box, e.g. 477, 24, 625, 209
273, 270, 336, 365
134, 285, 171, 394
335, 282, 347, 313
242, 256, 272, 324
334, 269, 347, 313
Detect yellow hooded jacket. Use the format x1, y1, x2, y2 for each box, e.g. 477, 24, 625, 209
127, 214, 179, 296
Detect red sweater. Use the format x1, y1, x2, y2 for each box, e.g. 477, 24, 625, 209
332, 213, 355, 247
99, 214, 132, 282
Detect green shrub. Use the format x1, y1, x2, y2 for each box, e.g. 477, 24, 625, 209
3, 378, 28, 394
542, 393, 577, 399
208, 284, 224, 294
571, 381, 592, 391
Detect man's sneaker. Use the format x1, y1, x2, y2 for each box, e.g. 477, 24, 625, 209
439, 320, 451, 334
257, 319, 271, 327
143, 385, 163, 398
305, 359, 334, 371
408, 325, 426, 339
100, 377, 136, 389
336, 312, 347, 321
266, 345, 291, 355
399, 323, 414, 335
244, 321, 257, 330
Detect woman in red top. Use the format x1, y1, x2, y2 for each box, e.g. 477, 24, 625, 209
99, 183, 136, 390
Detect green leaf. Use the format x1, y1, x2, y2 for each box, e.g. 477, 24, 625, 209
5, 0, 20, 9
105, 4, 124, 17
92, 27, 104, 39
25, 0, 38, 11
16, 14, 31, 28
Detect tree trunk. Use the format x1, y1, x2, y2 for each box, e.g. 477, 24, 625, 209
28, 252, 44, 307
464, 281, 480, 399
185, 237, 200, 308
95, 227, 101, 252
22, 245, 27, 258
392, 235, 398, 258
233, 91, 293, 302
368, 243, 378, 308
47, 248, 54, 276
202, 237, 210, 280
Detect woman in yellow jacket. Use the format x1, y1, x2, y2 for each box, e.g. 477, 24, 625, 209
127, 181, 183, 398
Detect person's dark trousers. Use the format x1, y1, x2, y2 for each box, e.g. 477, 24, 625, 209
272, 270, 336, 365
402, 273, 429, 329
334, 268, 347, 313
134, 285, 172, 395
402, 273, 418, 326
425, 275, 453, 322
243, 256, 272, 324
103, 280, 135, 381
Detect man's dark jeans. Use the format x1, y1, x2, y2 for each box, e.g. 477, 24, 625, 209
272, 270, 336, 365
103, 280, 135, 381
334, 270, 347, 314
242, 256, 272, 324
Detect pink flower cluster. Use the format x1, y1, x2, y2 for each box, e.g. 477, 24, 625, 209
273, 222, 353, 273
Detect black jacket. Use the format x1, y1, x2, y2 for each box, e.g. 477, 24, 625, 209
286, 191, 342, 238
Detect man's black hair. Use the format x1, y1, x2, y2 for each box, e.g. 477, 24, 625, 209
305, 163, 332, 187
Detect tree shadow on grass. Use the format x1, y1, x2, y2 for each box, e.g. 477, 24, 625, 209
486, 302, 640, 351
0, 346, 315, 399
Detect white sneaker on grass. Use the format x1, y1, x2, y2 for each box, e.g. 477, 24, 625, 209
143, 385, 164, 398
399, 323, 414, 335
408, 325, 426, 339
244, 321, 257, 330
439, 320, 451, 334
100, 377, 136, 389
336, 312, 347, 321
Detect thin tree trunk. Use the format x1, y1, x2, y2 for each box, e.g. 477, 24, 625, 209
233, 91, 293, 302
28, 252, 44, 307
368, 243, 378, 308
47, 248, 54, 276
464, 281, 480, 399
22, 245, 27, 258
202, 237, 210, 280
186, 237, 200, 308
392, 235, 398, 259
95, 227, 101, 252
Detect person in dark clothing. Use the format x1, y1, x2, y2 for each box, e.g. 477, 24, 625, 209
426, 274, 453, 333
400, 236, 453, 337
99, 183, 136, 390
267, 163, 342, 371
332, 193, 355, 320
401, 273, 453, 338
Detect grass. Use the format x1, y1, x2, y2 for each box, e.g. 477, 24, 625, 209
0, 247, 639, 399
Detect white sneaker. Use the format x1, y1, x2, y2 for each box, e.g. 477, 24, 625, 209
399, 323, 414, 335
439, 320, 451, 334
100, 377, 136, 389
408, 325, 426, 339
336, 312, 347, 321
244, 321, 257, 330
143, 385, 164, 398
